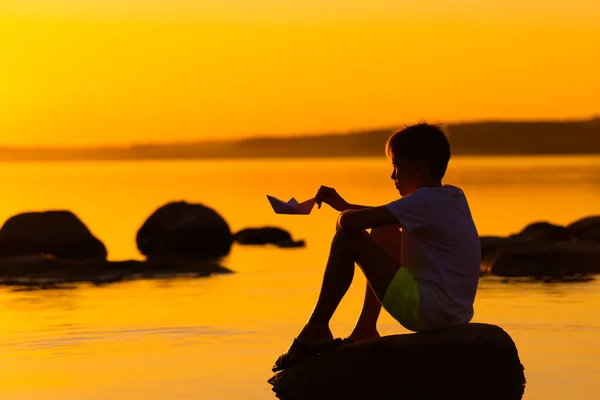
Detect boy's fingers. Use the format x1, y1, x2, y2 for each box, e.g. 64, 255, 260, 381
316, 185, 335, 210
315, 186, 325, 198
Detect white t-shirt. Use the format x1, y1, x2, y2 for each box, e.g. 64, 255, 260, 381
385, 185, 481, 330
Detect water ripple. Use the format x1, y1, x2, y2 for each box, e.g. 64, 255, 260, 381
0, 325, 259, 352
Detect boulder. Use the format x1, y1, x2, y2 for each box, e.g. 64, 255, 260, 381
568, 216, 600, 243
491, 241, 600, 277
481, 222, 571, 264
137, 201, 233, 260
269, 323, 525, 400
0, 211, 107, 260
517, 221, 572, 242
480, 235, 528, 264
234, 227, 305, 247
480, 218, 600, 278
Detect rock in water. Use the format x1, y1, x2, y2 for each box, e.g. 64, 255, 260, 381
568, 216, 600, 243
0, 211, 107, 260
234, 227, 305, 247
269, 323, 525, 400
137, 201, 233, 260
490, 241, 600, 277
518, 221, 572, 242
479, 235, 529, 264
480, 217, 600, 278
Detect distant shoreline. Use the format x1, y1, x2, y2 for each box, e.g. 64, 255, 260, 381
1, 118, 599, 161
1, 153, 599, 165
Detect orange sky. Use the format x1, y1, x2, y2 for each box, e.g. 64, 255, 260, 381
1, 0, 599, 146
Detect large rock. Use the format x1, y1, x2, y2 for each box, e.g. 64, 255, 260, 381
269, 323, 525, 400
480, 235, 529, 264
518, 221, 572, 242
480, 217, 600, 278
234, 227, 305, 247
137, 201, 233, 260
490, 241, 600, 277
568, 216, 600, 243
481, 222, 571, 265
0, 211, 107, 260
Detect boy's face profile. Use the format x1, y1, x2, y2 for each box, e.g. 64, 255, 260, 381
391, 155, 424, 196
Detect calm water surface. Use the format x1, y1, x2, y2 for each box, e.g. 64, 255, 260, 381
0, 156, 599, 399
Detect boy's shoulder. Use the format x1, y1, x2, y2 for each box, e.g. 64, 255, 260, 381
386, 184, 472, 233
416, 184, 462, 193
411, 184, 467, 203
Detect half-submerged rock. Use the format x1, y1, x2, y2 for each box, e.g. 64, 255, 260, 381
269, 323, 525, 400
481, 216, 600, 279
491, 241, 600, 278
137, 201, 233, 260
234, 227, 305, 248
0, 211, 107, 260
568, 216, 600, 243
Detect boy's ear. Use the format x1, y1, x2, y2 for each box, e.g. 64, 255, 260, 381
413, 158, 427, 173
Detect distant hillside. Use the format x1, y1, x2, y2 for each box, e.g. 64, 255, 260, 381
1, 118, 599, 161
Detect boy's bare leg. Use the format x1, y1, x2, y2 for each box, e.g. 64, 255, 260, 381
346, 283, 382, 342
347, 226, 403, 342
295, 227, 402, 347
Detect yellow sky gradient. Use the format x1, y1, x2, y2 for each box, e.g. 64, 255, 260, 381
1, 0, 599, 146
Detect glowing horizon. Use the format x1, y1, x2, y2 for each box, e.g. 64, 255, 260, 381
1, 0, 599, 146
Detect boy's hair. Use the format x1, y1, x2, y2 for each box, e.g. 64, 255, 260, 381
385, 122, 451, 180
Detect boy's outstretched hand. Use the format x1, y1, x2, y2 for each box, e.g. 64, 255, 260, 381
315, 185, 349, 212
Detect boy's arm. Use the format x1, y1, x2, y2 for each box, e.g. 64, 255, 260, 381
337, 206, 403, 230
344, 203, 371, 211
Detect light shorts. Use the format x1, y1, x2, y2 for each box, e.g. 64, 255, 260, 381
382, 267, 425, 332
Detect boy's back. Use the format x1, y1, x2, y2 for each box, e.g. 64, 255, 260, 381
386, 184, 481, 330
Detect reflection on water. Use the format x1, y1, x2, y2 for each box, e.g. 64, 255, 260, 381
0, 156, 599, 399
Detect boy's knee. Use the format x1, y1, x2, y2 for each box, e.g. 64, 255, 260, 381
333, 228, 368, 246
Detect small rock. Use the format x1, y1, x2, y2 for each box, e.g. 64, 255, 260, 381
234, 227, 305, 248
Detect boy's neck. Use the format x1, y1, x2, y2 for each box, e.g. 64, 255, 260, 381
418, 179, 443, 189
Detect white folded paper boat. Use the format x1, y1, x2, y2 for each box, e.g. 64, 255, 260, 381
266, 195, 316, 215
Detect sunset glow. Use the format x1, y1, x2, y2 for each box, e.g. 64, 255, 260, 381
1, 0, 599, 146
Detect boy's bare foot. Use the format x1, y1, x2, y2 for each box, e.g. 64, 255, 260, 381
272, 325, 338, 372
346, 328, 380, 343
296, 324, 335, 347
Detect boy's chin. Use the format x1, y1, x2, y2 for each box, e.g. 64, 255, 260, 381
397, 186, 415, 196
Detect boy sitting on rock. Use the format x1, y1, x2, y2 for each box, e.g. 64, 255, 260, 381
273, 123, 481, 372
